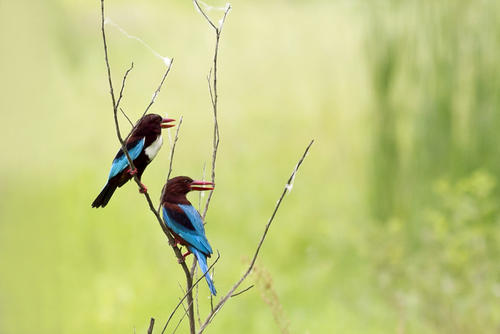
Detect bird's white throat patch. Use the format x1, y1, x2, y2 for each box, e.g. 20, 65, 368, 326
145, 135, 163, 160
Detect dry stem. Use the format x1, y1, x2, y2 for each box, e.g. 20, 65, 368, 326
161, 252, 221, 334
147, 318, 155, 334
192, 0, 232, 220
197, 140, 314, 333
100, 1, 195, 332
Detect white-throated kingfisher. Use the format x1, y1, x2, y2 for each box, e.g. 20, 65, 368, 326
92, 114, 175, 208
161, 176, 217, 295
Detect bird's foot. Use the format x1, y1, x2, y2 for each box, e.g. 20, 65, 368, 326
126, 167, 138, 176
169, 239, 178, 247
182, 250, 192, 259
139, 183, 148, 194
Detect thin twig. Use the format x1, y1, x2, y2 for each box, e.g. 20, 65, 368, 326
117, 60, 175, 144
172, 286, 190, 334
207, 70, 215, 108
144, 60, 174, 117
166, 116, 183, 180
100, 0, 135, 169
192, 0, 231, 220
147, 318, 155, 334
189, 3, 231, 318
189, 257, 198, 321
123, 60, 175, 144
198, 163, 207, 214
158, 116, 184, 211
161, 252, 221, 334
173, 299, 194, 334
100, 2, 195, 333
210, 270, 214, 312
194, 265, 202, 327
101, 0, 117, 113
192, 0, 217, 31
116, 62, 134, 110
231, 285, 254, 298
120, 107, 134, 127
197, 140, 314, 333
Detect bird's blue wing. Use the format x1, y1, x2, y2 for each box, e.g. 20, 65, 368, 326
108, 138, 145, 179
162, 205, 213, 255
178, 204, 207, 235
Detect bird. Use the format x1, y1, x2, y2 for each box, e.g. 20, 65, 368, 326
92, 114, 175, 208
161, 176, 217, 295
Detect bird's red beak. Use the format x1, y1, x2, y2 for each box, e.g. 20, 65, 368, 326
161, 118, 176, 128
190, 180, 214, 191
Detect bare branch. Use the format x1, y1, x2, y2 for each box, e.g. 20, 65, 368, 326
231, 285, 254, 298
206, 70, 215, 108
181, 7, 233, 321
189, 257, 198, 303
116, 62, 134, 110
194, 265, 202, 327
198, 163, 207, 212
144, 60, 174, 117
193, 1, 230, 32
210, 276, 214, 312
101, 0, 117, 113
197, 140, 314, 333
100, 1, 194, 333
157, 116, 184, 212
166, 116, 184, 181
219, 5, 231, 31
123, 60, 175, 145
185, 3, 231, 325
161, 252, 221, 334
192, 0, 217, 31
190, 257, 198, 279
101, 0, 134, 166
194, 1, 231, 220
173, 299, 194, 334
169, 286, 191, 334
147, 318, 155, 334
120, 107, 134, 128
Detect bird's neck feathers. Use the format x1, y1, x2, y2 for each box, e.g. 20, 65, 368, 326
128, 132, 159, 144
164, 193, 191, 205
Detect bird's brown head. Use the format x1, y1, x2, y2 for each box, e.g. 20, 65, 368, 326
162, 176, 214, 204
133, 114, 175, 137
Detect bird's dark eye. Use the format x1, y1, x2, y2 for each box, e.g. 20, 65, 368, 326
185, 179, 190, 183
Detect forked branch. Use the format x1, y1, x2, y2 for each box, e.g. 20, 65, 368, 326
191, 0, 232, 220
99, 1, 195, 333
197, 140, 314, 333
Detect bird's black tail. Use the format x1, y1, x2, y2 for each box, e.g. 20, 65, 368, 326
91, 182, 117, 208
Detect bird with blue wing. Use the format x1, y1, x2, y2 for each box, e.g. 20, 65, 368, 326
92, 114, 175, 208
161, 176, 217, 295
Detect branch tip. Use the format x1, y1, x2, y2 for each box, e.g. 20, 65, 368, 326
197, 140, 314, 333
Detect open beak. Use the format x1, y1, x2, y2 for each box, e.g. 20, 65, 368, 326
190, 180, 215, 191
161, 118, 176, 129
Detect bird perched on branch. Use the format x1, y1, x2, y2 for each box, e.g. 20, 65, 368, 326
161, 176, 217, 295
92, 114, 175, 208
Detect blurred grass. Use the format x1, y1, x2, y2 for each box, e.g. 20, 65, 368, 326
1, 0, 499, 333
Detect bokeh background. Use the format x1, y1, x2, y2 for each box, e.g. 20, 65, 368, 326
1, 0, 500, 333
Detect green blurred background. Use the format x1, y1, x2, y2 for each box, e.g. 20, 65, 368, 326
1, 0, 500, 333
